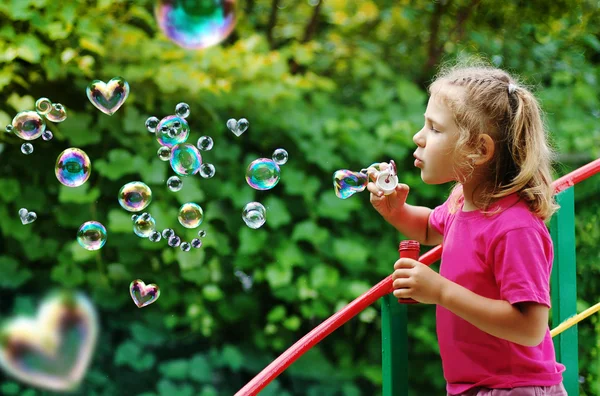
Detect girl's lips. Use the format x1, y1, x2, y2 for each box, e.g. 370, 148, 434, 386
414, 159, 423, 167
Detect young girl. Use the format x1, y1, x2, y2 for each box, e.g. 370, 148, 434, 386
367, 64, 568, 395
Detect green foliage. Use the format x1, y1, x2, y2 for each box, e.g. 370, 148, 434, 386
0, 0, 599, 395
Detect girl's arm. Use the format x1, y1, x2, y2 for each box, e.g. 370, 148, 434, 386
439, 281, 549, 347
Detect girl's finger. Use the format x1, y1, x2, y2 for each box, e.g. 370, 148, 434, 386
393, 289, 411, 299
367, 182, 384, 197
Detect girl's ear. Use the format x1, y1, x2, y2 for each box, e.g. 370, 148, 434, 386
473, 134, 495, 165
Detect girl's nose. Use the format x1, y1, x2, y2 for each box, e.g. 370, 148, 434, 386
413, 129, 425, 147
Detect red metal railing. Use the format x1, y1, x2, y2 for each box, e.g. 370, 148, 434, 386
235, 158, 600, 396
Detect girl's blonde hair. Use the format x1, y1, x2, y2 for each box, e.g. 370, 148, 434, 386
429, 60, 559, 221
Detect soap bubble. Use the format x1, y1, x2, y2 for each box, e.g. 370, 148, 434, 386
35, 97, 52, 115
198, 229, 207, 237
86, 78, 130, 116
242, 202, 266, 229
170, 143, 202, 176
45, 103, 67, 123
145, 116, 160, 132
157, 146, 171, 161
41, 130, 53, 141
21, 143, 33, 155
130, 279, 160, 308
245, 158, 280, 190
5, 124, 13, 133
272, 148, 288, 165
333, 169, 369, 199
155, 115, 189, 147
149, 231, 162, 242
118, 181, 152, 212
199, 163, 215, 178
175, 102, 190, 118
168, 235, 181, 247
139, 212, 151, 221
162, 228, 175, 239
197, 136, 213, 151
77, 221, 107, 251
133, 215, 156, 238
11, 111, 46, 140
55, 148, 91, 187
191, 238, 202, 248
180, 242, 191, 252
178, 202, 204, 228
155, 0, 237, 50
167, 176, 183, 191
131, 214, 139, 221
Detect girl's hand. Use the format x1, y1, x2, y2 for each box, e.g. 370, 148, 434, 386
367, 162, 410, 221
392, 258, 448, 305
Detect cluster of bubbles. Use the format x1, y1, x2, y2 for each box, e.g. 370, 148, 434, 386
333, 161, 398, 199
5, 97, 65, 155
129, 212, 208, 253
147, 103, 216, 192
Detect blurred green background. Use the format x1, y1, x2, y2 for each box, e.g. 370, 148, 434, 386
0, 0, 599, 395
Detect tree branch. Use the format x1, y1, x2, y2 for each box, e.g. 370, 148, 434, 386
302, 0, 323, 43
426, 0, 453, 72
266, 0, 278, 49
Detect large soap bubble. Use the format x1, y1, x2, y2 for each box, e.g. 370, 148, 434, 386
155, 0, 237, 50
55, 148, 91, 188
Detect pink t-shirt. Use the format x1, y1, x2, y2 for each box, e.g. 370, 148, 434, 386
429, 189, 565, 395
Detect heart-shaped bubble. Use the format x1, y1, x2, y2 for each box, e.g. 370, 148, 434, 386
86, 77, 130, 116
18, 208, 37, 225
226, 118, 249, 137
130, 279, 161, 308
0, 292, 99, 392
333, 170, 369, 199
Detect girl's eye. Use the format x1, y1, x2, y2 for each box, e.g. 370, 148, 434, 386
431, 127, 440, 133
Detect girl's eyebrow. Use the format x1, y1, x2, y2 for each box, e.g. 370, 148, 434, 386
424, 113, 443, 126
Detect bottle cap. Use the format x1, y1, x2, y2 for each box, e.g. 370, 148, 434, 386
376, 170, 398, 195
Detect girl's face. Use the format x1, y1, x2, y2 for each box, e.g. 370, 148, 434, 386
412, 92, 462, 185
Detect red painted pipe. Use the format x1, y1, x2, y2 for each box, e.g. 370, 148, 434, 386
235, 157, 600, 396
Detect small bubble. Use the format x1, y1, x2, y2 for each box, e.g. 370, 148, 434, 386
133, 215, 156, 238
242, 202, 266, 229
175, 102, 190, 118
272, 148, 288, 165
167, 128, 178, 138
149, 231, 162, 242
191, 238, 202, 248
198, 230, 207, 238
167, 176, 183, 192
168, 235, 181, 247
178, 203, 204, 228
5, 124, 13, 133
21, 143, 34, 155
140, 213, 151, 221
157, 146, 171, 161
162, 228, 175, 239
46, 103, 67, 123
35, 97, 53, 115
131, 214, 139, 221
180, 242, 191, 251
42, 130, 53, 141
197, 136, 213, 151
145, 116, 160, 132
199, 163, 215, 178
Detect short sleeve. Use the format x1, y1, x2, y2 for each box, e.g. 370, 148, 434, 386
429, 191, 456, 235
492, 228, 553, 307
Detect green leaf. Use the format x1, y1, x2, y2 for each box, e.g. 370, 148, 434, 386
221, 344, 243, 372
58, 183, 101, 204
157, 379, 194, 396
0, 179, 20, 202
130, 322, 166, 347
333, 238, 370, 267
114, 340, 156, 371
189, 354, 212, 383
315, 192, 362, 221
265, 262, 293, 289
108, 209, 134, 233
291, 221, 329, 246
159, 359, 189, 380
202, 284, 223, 301
0, 256, 32, 288
267, 305, 287, 322
263, 196, 291, 228
95, 149, 146, 180
238, 225, 267, 255
0, 382, 20, 395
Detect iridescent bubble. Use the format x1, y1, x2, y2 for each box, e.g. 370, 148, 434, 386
191, 238, 202, 248
162, 228, 175, 239
178, 202, 204, 228
11, 111, 46, 140
180, 242, 191, 252
35, 97, 52, 115
197, 136, 213, 151
170, 143, 202, 176
86, 78, 130, 116
226, 118, 249, 137
149, 231, 162, 242
42, 130, 53, 141
118, 181, 152, 212
55, 148, 91, 187
157, 146, 171, 161
272, 148, 288, 165
139, 213, 151, 221
155, 0, 237, 50
133, 215, 156, 238
18, 208, 37, 225
21, 143, 33, 155
5, 124, 13, 133
167, 176, 183, 192
242, 202, 266, 229
199, 163, 215, 178
175, 102, 190, 118
155, 115, 189, 147
198, 229, 207, 237
245, 158, 280, 190
333, 169, 369, 199
145, 116, 160, 133
131, 214, 138, 221
45, 103, 67, 123
130, 279, 160, 308
77, 221, 107, 251
168, 235, 181, 247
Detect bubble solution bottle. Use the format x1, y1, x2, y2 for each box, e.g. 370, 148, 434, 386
397, 240, 420, 304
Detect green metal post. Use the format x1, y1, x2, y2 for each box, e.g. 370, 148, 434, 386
550, 187, 579, 395
381, 294, 408, 396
